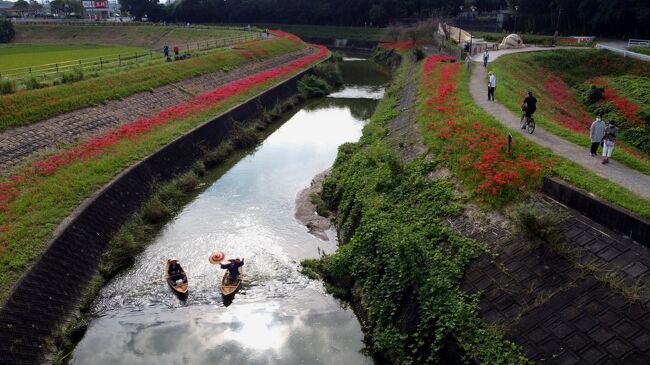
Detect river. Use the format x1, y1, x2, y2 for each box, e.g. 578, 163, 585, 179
71, 53, 391, 365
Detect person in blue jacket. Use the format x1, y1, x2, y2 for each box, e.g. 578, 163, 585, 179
221, 257, 244, 283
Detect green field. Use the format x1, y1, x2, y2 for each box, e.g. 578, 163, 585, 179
14, 24, 250, 48
0, 43, 146, 70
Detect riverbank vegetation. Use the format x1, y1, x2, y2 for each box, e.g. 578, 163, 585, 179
425, 54, 650, 217
304, 56, 529, 364
490, 49, 650, 176
0, 36, 304, 131
0, 37, 329, 304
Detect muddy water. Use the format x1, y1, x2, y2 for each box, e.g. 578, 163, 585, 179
71, 56, 391, 364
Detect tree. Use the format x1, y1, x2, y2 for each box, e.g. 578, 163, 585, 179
12, 0, 29, 17
0, 18, 15, 43
119, 0, 160, 20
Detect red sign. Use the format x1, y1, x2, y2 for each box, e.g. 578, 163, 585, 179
93, 0, 107, 8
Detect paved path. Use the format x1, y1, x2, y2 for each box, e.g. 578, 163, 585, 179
468, 63, 650, 200
0, 48, 312, 176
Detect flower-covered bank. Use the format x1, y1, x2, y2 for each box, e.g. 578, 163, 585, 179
0, 36, 328, 302
421, 55, 551, 205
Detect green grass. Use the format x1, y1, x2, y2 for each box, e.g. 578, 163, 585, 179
0, 37, 304, 132
14, 24, 249, 48
471, 31, 555, 45
248, 23, 384, 42
0, 42, 323, 303
630, 46, 650, 56
0, 43, 146, 70
443, 65, 650, 218
489, 49, 650, 175
312, 56, 528, 364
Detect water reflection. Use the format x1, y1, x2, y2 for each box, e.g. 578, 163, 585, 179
72, 56, 389, 365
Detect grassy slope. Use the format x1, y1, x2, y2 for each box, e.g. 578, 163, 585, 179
490, 49, 650, 175
13, 24, 248, 48
0, 40, 321, 303
442, 64, 650, 218
0, 43, 146, 69
312, 56, 528, 364
0, 37, 302, 131
629, 46, 650, 56
249, 23, 384, 41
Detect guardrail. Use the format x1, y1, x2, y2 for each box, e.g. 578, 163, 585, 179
628, 39, 650, 47
0, 33, 260, 85
595, 43, 650, 62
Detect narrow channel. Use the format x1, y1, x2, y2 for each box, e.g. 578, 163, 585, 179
72, 53, 391, 364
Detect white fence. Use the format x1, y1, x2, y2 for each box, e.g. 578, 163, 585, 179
595, 43, 650, 63
628, 39, 650, 47
0, 33, 259, 82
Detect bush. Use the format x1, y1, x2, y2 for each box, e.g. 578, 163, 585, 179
582, 84, 604, 105
142, 196, 170, 223
620, 126, 650, 155
309, 192, 331, 217
0, 78, 16, 94
297, 75, 332, 97
176, 171, 200, 193
412, 47, 426, 61
514, 203, 567, 245
61, 67, 84, 84
0, 18, 15, 43
313, 62, 343, 88
24, 77, 45, 90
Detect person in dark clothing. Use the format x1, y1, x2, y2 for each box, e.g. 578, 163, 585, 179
521, 91, 537, 129
173, 46, 180, 56
168, 259, 186, 282
163, 45, 169, 58
221, 258, 244, 283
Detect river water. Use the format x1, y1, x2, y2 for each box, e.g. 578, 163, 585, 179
71, 55, 391, 365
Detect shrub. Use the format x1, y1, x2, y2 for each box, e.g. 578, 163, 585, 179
412, 47, 426, 61
582, 84, 604, 105
204, 141, 233, 167
313, 62, 343, 88
24, 77, 45, 90
0, 78, 16, 95
514, 203, 567, 245
620, 126, 650, 155
0, 18, 15, 43
176, 171, 200, 193
309, 192, 330, 217
142, 196, 170, 223
297, 75, 332, 97
61, 67, 84, 84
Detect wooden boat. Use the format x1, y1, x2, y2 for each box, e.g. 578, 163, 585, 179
165, 259, 189, 297
220, 267, 243, 297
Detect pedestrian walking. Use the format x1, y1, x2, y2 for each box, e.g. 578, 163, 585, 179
466, 54, 472, 73
173, 46, 179, 56
602, 120, 618, 164
483, 49, 489, 67
488, 71, 496, 101
163, 45, 169, 58
589, 113, 605, 157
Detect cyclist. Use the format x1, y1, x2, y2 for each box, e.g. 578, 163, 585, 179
521, 91, 537, 129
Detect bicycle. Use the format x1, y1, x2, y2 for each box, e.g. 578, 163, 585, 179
520, 112, 535, 134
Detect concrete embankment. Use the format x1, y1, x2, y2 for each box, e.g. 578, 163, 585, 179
0, 65, 319, 365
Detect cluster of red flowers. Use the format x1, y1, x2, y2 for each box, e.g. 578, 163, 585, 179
544, 75, 593, 132
422, 55, 549, 200
0, 42, 329, 214
379, 42, 417, 51
589, 78, 644, 125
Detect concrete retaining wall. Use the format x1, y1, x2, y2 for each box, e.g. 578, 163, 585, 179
542, 176, 650, 246
0, 68, 313, 365
302, 36, 378, 50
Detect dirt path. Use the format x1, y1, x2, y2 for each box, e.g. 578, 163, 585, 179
0, 48, 314, 176
469, 63, 650, 200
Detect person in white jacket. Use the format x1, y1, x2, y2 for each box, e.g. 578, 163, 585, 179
488, 72, 496, 101
589, 113, 605, 156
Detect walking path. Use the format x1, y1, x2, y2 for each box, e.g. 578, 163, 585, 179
468, 61, 650, 200
0, 48, 313, 176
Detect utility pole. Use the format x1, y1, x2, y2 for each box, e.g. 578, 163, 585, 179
554, 7, 562, 38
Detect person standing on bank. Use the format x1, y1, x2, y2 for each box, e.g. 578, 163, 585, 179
488, 71, 496, 101
602, 120, 618, 164
163, 45, 169, 58
483, 49, 489, 67
589, 113, 605, 157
